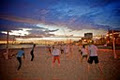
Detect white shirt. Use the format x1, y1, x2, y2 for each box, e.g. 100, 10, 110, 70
81, 48, 87, 56
88, 45, 98, 56
52, 48, 61, 56
64, 45, 70, 53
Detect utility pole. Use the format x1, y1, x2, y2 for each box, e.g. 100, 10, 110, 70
3, 31, 9, 59
112, 30, 117, 59
7, 31, 9, 53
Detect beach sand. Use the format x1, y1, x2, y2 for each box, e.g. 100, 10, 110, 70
0, 45, 120, 80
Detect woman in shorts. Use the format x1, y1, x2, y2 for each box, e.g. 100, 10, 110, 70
80, 45, 88, 63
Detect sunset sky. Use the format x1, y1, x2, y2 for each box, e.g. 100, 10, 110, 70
0, 0, 120, 40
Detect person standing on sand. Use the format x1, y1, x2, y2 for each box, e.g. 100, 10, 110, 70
80, 45, 88, 63
30, 44, 36, 61
48, 45, 52, 54
69, 43, 73, 59
87, 41, 103, 74
52, 45, 61, 67
64, 44, 70, 57
60, 44, 64, 54
16, 48, 25, 70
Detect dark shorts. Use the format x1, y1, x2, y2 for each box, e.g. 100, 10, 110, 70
88, 56, 99, 64
82, 55, 88, 58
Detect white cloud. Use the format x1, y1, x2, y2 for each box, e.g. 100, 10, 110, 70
1, 28, 31, 36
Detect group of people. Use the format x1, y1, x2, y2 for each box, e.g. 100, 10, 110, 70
48, 44, 74, 67
16, 44, 36, 70
16, 41, 102, 74
80, 41, 102, 73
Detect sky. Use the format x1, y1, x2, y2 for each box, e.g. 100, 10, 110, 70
0, 0, 120, 41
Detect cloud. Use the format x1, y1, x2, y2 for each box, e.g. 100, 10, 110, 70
0, 15, 42, 24
44, 29, 59, 32
0, 15, 57, 38
1, 0, 120, 31
0, 0, 120, 41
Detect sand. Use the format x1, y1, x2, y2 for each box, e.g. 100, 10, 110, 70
0, 45, 120, 80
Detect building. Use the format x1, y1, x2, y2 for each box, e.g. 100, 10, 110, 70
81, 33, 93, 44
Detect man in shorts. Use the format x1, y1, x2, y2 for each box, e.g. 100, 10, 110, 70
87, 41, 102, 74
